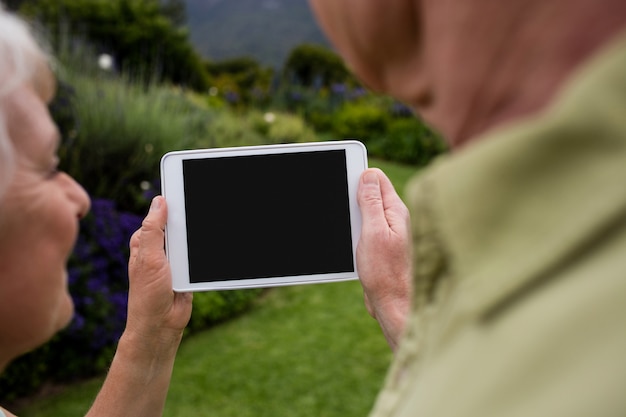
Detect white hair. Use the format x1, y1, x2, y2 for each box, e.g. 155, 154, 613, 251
0, 3, 48, 201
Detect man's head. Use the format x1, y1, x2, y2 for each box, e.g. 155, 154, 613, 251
309, 0, 626, 146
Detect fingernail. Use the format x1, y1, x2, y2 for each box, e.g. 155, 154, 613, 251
150, 196, 161, 211
363, 170, 379, 185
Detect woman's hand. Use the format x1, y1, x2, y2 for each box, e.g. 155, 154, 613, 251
127, 196, 193, 346
357, 169, 413, 351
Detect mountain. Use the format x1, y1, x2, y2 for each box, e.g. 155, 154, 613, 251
184, 0, 330, 68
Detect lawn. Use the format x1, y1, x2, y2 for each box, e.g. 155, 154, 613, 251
13, 159, 419, 417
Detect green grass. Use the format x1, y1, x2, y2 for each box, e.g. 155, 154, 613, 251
13, 159, 418, 417
16, 283, 392, 417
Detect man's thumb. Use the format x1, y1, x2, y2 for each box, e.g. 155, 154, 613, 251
358, 169, 385, 229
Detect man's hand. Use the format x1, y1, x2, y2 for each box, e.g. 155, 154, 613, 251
357, 168, 412, 351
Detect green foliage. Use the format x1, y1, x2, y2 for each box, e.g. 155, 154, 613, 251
21, 0, 209, 90
321, 99, 446, 166
266, 113, 316, 143
188, 290, 263, 333
194, 110, 264, 149
4, 0, 26, 11
283, 43, 353, 87
205, 57, 274, 107
332, 102, 391, 142
248, 111, 318, 144
367, 118, 448, 166
206, 57, 263, 81
0, 346, 50, 403
54, 71, 214, 213
159, 0, 186, 27
193, 109, 318, 150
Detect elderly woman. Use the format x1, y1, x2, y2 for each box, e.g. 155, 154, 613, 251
0, 7, 192, 417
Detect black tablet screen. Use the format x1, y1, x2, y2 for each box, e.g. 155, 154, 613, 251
182, 150, 354, 283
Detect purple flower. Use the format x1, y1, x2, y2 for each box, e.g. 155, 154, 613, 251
224, 91, 239, 103
289, 91, 303, 101
61, 197, 138, 374
331, 83, 347, 95
348, 87, 367, 100
391, 101, 414, 117
69, 313, 85, 331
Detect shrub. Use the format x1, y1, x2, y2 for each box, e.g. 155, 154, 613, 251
249, 111, 318, 144
195, 109, 265, 149
0, 346, 50, 403
367, 118, 447, 166
205, 57, 274, 108
54, 72, 215, 213
266, 113, 316, 143
188, 290, 263, 333
332, 102, 390, 143
283, 44, 354, 87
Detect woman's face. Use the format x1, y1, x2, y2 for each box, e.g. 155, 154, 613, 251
0, 72, 91, 364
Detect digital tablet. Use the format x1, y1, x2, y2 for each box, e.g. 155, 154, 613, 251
160, 140, 368, 292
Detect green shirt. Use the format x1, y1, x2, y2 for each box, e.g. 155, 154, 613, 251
370, 31, 626, 417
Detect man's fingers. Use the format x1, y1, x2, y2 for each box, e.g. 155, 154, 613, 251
358, 168, 409, 235
378, 170, 411, 234
358, 168, 388, 234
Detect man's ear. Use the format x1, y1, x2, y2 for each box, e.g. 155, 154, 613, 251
308, 0, 423, 95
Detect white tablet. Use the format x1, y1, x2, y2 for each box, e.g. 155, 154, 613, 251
160, 140, 368, 292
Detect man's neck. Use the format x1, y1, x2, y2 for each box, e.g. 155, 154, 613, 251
412, 0, 626, 147
463, 0, 626, 145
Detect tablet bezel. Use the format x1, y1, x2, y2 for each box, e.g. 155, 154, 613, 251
160, 140, 368, 292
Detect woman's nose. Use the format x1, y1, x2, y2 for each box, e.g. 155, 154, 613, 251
61, 172, 91, 219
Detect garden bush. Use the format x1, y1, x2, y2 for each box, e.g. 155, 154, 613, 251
332, 101, 391, 143
188, 289, 263, 333
248, 111, 318, 144
283, 43, 354, 87
53, 71, 215, 213
265, 112, 318, 144
367, 118, 448, 166
205, 57, 273, 108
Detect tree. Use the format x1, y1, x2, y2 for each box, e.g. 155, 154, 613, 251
283, 43, 354, 87
205, 57, 274, 106
21, 0, 209, 91
4, 0, 26, 11
159, 0, 186, 27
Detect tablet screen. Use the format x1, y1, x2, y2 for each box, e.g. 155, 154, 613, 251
182, 149, 354, 283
